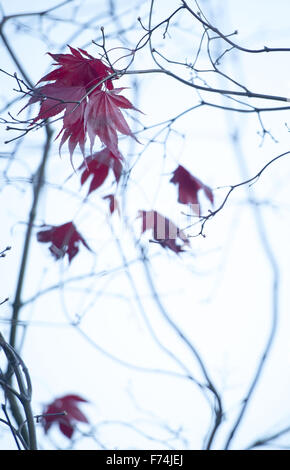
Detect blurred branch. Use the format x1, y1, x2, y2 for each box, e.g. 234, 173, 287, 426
138, 244, 223, 450
247, 425, 290, 449
223, 135, 281, 450
0, 333, 36, 449
182, 0, 290, 54
0, 21, 53, 448
9, 126, 53, 350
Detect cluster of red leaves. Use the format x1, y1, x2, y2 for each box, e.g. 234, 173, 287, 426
42, 394, 89, 439
23, 48, 216, 446
137, 166, 213, 254
27, 47, 137, 262
36, 166, 213, 259
29, 47, 214, 262
37, 222, 91, 263
24, 45, 138, 162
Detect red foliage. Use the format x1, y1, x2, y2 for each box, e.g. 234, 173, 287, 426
79, 147, 123, 195
42, 394, 89, 439
138, 210, 190, 254
38, 45, 114, 90
22, 46, 139, 162
37, 222, 91, 262
84, 88, 140, 156
22, 84, 87, 159
170, 165, 214, 213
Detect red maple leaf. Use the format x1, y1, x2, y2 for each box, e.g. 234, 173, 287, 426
37, 221, 91, 262
39, 45, 114, 90
20, 83, 87, 161
84, 88, 140, 156
170, 165, 214, 214
42, 394, 89, 439
79, 147, 123, 195
138, 210, 190, 254
23, 84, 84, 121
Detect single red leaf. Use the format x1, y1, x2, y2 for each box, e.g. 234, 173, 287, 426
42, 403, 62, 433
59, 421, 74, 439
67, 406, 89, 423
138, 210, 189, 254
170, 165, 214, 214
79, 148, 123, 195
21, 84, 88, 161
39, 45, 114, 90
37, 221, 91, 263
42, 394, 89, 439
84, 88, 140, 156
81, 162, 109, 193
21, 84, 67, 121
